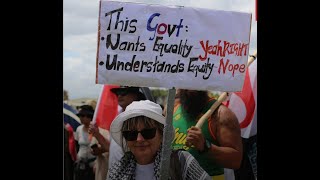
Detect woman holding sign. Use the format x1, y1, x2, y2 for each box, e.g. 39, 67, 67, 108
108, 100, 211, 180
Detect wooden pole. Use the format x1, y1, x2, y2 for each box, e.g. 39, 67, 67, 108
195, 51, 257, 128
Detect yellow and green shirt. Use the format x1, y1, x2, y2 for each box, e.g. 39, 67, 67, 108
171, 99, 224, 176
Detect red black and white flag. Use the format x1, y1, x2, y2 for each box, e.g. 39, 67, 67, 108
225, 60, 257, 138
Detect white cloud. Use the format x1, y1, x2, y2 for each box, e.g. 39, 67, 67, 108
64, 0, 257, 99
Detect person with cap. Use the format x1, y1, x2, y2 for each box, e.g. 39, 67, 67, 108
110, 86, 147, 110
108, 100, 211, 180
74, 105, 96, 180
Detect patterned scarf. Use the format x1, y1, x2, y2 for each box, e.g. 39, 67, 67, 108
108, 146, 162, 180
108, 147, 212, 180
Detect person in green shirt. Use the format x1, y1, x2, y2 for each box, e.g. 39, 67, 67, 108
171, 89, 243, 180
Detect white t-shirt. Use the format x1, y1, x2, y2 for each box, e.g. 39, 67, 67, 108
108, 137, 124, 168
135, 163, 156, 180
74, 124, 95, 160
108, 105, 124, 168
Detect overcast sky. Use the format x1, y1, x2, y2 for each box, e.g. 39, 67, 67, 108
63, 0, 257, 100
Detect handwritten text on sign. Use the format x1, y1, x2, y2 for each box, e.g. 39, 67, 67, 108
96, 0, 252, 91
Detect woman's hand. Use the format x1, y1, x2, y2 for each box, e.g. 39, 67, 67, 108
88, 123, 99, 137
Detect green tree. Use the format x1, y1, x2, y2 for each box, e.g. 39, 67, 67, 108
151, 89, 168, 105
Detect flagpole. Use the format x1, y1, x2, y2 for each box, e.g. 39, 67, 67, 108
87, 85, 106, 141
159, 87, 176, 180
195, 50, 257, 128
92, 85, 105, 125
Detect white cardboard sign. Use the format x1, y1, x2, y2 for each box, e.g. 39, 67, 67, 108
96, 0, 252, 91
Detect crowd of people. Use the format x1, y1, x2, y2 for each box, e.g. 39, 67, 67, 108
64, 86, 257, 180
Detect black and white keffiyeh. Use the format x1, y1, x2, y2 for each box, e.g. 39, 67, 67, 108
108, 146, 211, 180
108, 147, 161, 180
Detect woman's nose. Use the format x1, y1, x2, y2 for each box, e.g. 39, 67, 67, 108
136, 132, 145, 141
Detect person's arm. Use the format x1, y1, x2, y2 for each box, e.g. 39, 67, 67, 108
94, 133, 110, 152
186, 105, 242, 169
205, 105, 242, 169
89, 124, 110, 152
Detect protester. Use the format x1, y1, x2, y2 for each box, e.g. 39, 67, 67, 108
74, 105, 96, 180
107, 86, 147, 168
171, 89, 243, 180
108, 100, 211, 180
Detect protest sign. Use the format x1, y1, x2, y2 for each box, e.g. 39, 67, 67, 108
96, 0, 252, 91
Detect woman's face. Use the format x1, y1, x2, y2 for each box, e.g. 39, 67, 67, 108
79, 114, 91, 127
125, 121, 162, 165
117, 92, 138, 110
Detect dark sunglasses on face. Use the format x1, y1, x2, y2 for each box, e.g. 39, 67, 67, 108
122, 128, 157, 141
116, 90, 129, 96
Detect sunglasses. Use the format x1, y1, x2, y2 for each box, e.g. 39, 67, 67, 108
122, 128, 157, 141
116, 90, 130, 96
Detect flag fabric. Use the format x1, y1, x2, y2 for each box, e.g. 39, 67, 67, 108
225, 60, 257, 138
63, 103, 79, 161
63, 103, 81, 131
92, 85, 119, 130
65, 123, 77, 161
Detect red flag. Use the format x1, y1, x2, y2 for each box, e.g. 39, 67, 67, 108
225, 60, 257, 138
93, 85, 119, 130
65, 123, 77, 161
